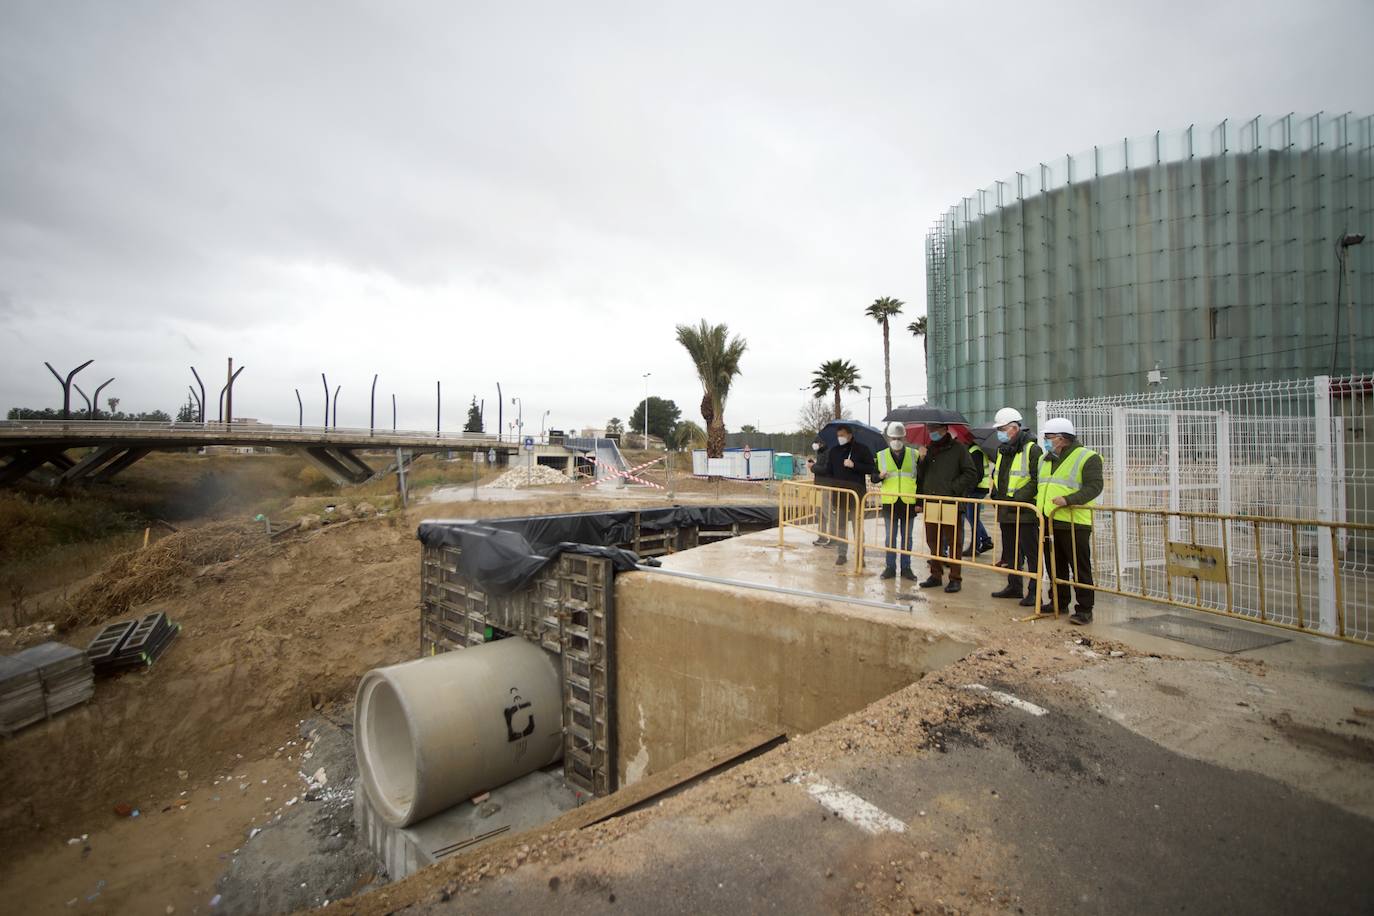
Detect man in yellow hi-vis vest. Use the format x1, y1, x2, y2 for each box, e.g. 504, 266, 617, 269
1035, 417, 1103, 625
872, 421, 919, 580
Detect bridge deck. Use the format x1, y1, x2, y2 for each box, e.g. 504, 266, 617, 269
0, 420, 518, 453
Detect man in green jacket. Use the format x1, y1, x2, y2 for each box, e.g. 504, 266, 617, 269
1035, 417, 1103, 625
915, 423, 978, 593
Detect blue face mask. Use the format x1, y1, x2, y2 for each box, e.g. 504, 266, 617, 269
995, 430, 1010, 444
1042, 439, 1055, 456
928, 430, 944, 442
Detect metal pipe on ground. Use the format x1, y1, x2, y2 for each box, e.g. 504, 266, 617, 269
354, 638, 563, 828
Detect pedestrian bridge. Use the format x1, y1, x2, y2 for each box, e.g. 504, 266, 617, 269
0, 420, 520, 486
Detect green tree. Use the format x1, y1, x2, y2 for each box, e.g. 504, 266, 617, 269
908, 315, 927, 360
738, 424, 758, 435
175, 395, 197, 423
628, 396, 682, 444
865, 296, 903, 416
675, 319, 747, 458
464, 396, 484, 433
811, 359, 862, 421
671, 420, 706, 450
605, 417, 624, 435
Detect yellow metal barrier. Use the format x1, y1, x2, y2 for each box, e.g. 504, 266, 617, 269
778, 481, 867, 574
1047, 504, 1374, 645
860, 490, 1048, 612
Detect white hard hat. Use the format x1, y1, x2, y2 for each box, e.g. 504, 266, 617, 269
1043, 417, 1076, 436
884, 421, 906, 438
993, 407, 1023, 427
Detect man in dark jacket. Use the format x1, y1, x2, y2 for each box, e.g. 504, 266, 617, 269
1035, 418, 1104, 624
915, 423, 977, 592
987, 407, 1041, 608
807, 438, 836, 546
826, 424, 876, 567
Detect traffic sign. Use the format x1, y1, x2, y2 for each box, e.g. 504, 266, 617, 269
487, 448, 496, 464
523, 436, 535, 451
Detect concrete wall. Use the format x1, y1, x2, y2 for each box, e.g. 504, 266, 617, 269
613, 573, 974, 786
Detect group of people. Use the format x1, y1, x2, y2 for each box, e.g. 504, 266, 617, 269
806, 408, 1102, 625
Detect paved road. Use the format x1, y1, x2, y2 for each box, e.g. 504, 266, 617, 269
406, 682, 1374, 915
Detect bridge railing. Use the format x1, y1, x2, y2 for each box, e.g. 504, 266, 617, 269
0, 419, 510, 445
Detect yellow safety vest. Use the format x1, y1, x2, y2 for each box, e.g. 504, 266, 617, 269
993, 440, 1035, 500
976, 447, 993, 491
877, 447, 917, 505
1036, 446, 1100, 526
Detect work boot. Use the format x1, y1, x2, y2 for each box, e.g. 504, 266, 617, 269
813, 536, 832, 547
1068, 612, 1093, 626
834, 553, 848, 566
1018, 594, 1036, 607
919, 575, 942, 588
944, 580, 962, 593
977, 540, 995, 554
879, 568, 896, 580
991, 585, 1022, 599
900, 568, 918, 581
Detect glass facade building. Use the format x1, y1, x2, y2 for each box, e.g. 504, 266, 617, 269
925, 113, 1374, 423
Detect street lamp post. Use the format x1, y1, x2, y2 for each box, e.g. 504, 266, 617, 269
1341, 233, 1366, 375
861, 385, 872, 425
642, 372, 652, 450
540, 410, 550, 439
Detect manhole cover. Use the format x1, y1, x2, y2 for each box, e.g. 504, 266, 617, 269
1121, 613, 1288, 654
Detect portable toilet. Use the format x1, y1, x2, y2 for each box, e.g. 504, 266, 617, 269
773, 452, 794, 480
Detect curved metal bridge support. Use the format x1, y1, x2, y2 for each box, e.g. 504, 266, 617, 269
300, 446, 375, 486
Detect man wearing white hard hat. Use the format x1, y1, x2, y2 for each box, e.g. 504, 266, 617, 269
987, 407, 1042, 608
1035, 417, 1103, 624
871, 421, 919, 580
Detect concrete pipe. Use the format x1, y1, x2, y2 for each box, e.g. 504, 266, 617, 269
355, 638, 564, 827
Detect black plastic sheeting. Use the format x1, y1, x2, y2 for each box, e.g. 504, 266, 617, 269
417, 505, 778, 596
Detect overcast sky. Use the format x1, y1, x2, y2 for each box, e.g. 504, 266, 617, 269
2, 1, 1371, 435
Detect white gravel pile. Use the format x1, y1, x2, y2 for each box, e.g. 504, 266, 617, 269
487, 464, 572, 489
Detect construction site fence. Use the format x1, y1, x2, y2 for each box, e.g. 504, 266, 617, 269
1046, 503, 1374, 645
778, 481, 1374, 644
777, 482, 1049, 612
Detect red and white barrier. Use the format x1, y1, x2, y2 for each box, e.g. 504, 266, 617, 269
581, 454, 666, 490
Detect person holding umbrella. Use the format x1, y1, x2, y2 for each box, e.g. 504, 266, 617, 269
915, 421, 977, 592
825, 422, 878, 566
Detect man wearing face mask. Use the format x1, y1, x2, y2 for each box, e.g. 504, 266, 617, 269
871, 421, 919, 580
987, 407, 1042, 607
806, 437, 836, 546
1035, 417, 1103, 624
827, 423, 877, 567
915, 422, 977, 592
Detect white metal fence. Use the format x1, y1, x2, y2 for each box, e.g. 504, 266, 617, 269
1039, 374, 1373, 642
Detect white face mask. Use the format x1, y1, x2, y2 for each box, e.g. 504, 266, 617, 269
889, 438, 904, 450
836, 435, 851, 446
811, 442, 821, 452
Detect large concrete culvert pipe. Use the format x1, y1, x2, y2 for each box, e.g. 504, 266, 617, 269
355, 638, 564, 827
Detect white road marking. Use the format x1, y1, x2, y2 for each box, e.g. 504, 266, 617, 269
793, 774, 908, 835
962, 683, 1048, 717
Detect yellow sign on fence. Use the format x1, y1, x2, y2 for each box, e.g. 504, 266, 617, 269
1165, 541, 1229, 583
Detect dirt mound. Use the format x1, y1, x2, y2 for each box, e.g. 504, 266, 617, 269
58, 522, 265, 629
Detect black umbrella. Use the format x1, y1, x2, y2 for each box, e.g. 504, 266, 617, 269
816, 419, 886, 455
969, 426, 1003, 455
883, 403, 969, 426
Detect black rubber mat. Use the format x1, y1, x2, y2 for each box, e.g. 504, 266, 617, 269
1121, 613, 1289, 654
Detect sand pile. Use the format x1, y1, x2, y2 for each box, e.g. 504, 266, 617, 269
59, 522, 264, 628
487, 464, 571, 489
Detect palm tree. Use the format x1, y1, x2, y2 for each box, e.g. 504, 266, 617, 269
671, 420, 706, 450
811, 359, 862, 421
865, 297, 903, 416
908, 315, 928, 360
675, 320, 747, 458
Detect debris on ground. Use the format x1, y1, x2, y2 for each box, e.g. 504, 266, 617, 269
486, 465, 573, 489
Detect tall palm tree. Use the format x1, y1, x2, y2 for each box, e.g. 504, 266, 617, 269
908, 315, 928, 360
865, 297, 903, 416
675, 320, 747, 458
811, 359, 862, 421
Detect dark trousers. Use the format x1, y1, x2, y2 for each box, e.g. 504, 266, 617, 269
882, 501, 916, 571
960, 489, 992, 547
831, 485, 863, 557
998, 521, 1040, 593
924, 521, 963, 580
1045, 523, 1094, 613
